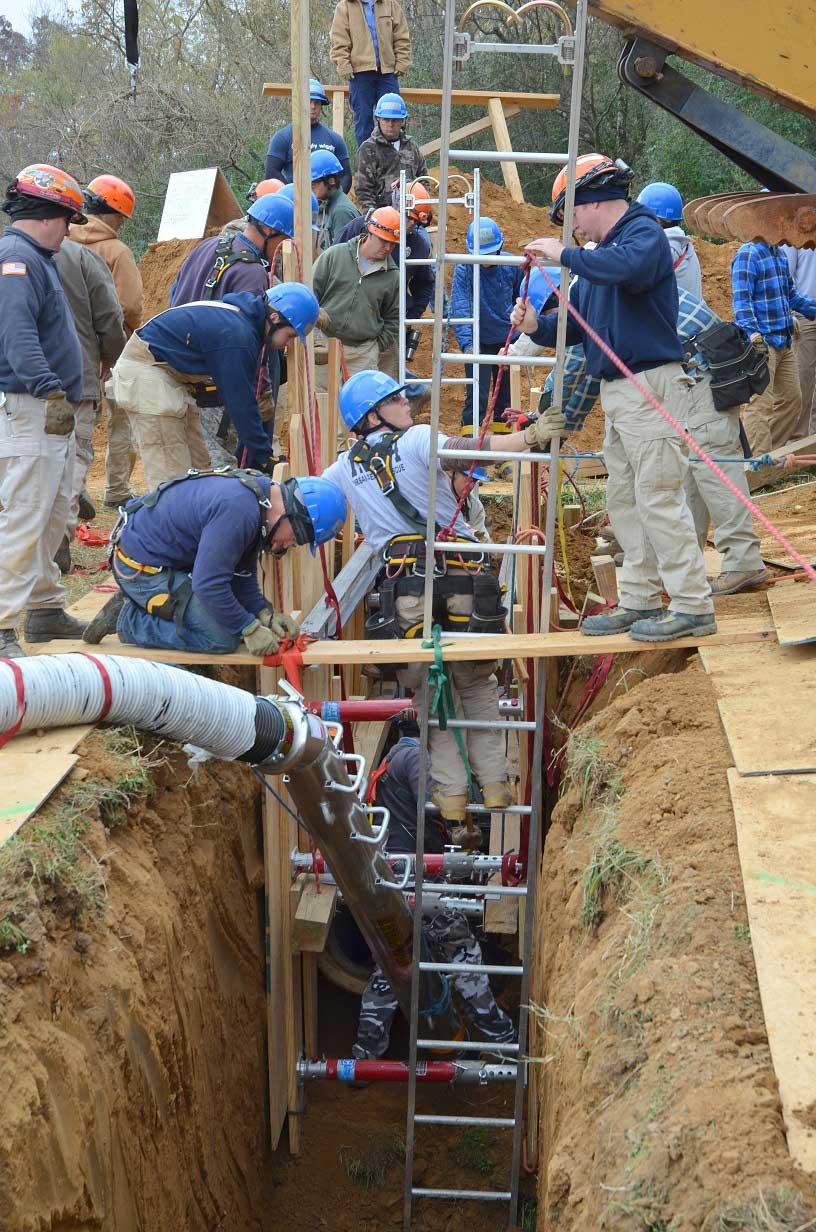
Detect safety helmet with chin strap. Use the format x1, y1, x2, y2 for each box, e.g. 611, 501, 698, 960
550, 154, 633, 225
265, 283, 320, 341
339, 369, 408, 432
247, 191, 295, 238
264, 476, 346, 555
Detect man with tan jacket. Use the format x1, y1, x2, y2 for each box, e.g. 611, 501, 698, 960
68, 175, 143, 507
330, 0, 411, 149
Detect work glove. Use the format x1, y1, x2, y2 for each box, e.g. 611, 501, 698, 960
316, 308, 332, 332
44, 389, 75, 436
524, 406, 567, 449
258, 607, 299, 640
258, 390, 276, 422
241, 619, 282, 657
750, 331, 769, 355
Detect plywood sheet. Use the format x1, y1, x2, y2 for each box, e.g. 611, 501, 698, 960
727, 769, 816, 1172
699, 643, 816, 774
0, 754, 79, 843
768, 582, 816, 646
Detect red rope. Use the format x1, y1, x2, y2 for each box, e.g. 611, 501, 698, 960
0, 658, 26, 749
262, 633, 315, 691
527, 255, 816, 585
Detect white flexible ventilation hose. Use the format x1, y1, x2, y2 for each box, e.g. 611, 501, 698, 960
0, 654, 259, 759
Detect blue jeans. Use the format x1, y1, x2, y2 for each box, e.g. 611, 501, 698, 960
115, 559, 241, 654
348, 71, 399, 150
462, 342, 512, 429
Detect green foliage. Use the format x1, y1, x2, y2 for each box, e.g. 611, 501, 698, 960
453, 1126, 495, 1176
0, 916, 30, 954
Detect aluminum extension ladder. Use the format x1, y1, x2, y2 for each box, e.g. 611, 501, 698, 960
398, 1, 589, 1227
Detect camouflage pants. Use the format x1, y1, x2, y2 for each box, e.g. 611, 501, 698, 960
353, 908, 515, 1059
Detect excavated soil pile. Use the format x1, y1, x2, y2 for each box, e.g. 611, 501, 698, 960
532, 657, 816, 1231
140, 236, 208, 321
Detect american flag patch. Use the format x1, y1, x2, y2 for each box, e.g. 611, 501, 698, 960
1, 262, 27, 276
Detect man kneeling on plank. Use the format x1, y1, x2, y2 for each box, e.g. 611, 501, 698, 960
321, 369, 561, 835
83, 470, 346, 655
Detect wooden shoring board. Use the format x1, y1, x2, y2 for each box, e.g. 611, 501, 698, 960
727, 769, 816, 1172
420, 107, 521, 158
26, 614, 776, 668
768, 581, 816, 646
698, 642, 816, 775
262, 83, 560, 110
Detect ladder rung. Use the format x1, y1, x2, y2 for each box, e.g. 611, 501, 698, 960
416, 1038, 519, 1052
413, 1188, 512, 1201
430, 717, 537, 731
417, 882, 527, 897
449, 148, 568, 164
414, 1114, 515, 1127
426, 803, 533, 814
433, 539, 550, 557
419, 961, 524, 975
438, 446, 554, 463
440, 350, 555, 367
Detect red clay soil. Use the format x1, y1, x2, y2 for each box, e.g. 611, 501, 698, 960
532, 657, 816, 1231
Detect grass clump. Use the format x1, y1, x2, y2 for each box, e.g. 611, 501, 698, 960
339, 1133, 405, 1189
453, 1126, 495, 1177
565, 727, 623, 806
580, 819, 666, 933
707, 1187, 816, 1232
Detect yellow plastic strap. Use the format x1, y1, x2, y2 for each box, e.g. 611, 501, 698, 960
115, 547, 162, 575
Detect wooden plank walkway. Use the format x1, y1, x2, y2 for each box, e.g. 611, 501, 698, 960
22, 613, 776, 668
767, 581, 816, 646
727, 769, 816, 1172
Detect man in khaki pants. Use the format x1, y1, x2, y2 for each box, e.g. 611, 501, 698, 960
514, 152, 715, 642
731, 238, 816, 455
110, 284, 319, 487
781, 243, 816, 439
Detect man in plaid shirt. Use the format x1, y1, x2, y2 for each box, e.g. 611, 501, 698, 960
731, 240, 816, 454
536, 289, 768, 595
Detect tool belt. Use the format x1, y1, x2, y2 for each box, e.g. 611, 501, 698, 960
112, 549, 194, 630
365, 534, 507, 640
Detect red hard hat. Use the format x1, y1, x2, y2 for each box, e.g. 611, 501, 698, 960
8, 164, 87, 223
85, 174, 136, 218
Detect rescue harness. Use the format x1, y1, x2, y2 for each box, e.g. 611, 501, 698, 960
348, 433, 507, 642
196, 234, 271, 411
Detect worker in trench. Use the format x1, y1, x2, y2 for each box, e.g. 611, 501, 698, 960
321, 369, 563, 834
0, 164, 91, 657
108, 283, 321, 488
170, 190, 299, 465
511, 152, 718, 643
82, 471, 347, 653
352, 726, 516, 1061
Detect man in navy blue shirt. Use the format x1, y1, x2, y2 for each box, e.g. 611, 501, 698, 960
512, 153, 715, 644
0, 163, 89, 657
109, 283, 319, 489
83, 471, 347, 654
265, 79, 352, 194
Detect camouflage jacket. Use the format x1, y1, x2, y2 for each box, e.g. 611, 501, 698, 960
354, 127, 428, 211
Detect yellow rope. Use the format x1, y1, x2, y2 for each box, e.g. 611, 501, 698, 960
555, 460, 575, 607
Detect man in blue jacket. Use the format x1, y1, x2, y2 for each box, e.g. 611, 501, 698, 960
0, 163, 90, 657
109, 283, 319, 489
265, 78, 352, 193
512, 154, 715, 643
169, 193, 296, 466
83, 471, 347, 654
452, 218, 523, 431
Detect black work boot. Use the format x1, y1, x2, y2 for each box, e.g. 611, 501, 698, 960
0, 628, 25, 657
82, 592, 125, 644
54, 535, 72, 575
24, 608, 87, 642
78, 490, 96, 522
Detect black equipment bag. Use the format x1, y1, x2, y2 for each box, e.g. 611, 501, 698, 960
690, 321, 770, 411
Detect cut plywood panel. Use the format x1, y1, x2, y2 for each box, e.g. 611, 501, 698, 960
699, 643, 816, 774
1, 754, 79, 843
727, 769, 816, 1172
768, 581, 816, 646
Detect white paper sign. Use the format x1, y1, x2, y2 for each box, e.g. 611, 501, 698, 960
157, 167, 221, 242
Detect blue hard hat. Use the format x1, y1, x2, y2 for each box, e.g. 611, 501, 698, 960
471, 466, 489, 483
637, 181, 683, 223
339, 369, 407, 430
265, 283, 320, 341
292, 476, 347, 554
247, 192, 295, 238
374, 92, 408, 121
278, 181, 321, 232
526, 264, 560, 311
311, 149, 343, 182
466, 217, 503, 254
309, 77, 329, 105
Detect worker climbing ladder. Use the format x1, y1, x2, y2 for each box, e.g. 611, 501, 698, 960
399, 1, 588, 1227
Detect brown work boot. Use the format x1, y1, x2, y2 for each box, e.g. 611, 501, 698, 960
83, 592, 125, 643
710, 568, 772, 596
481, 780, 513, 810
24, 608, 87, 642
0, 628, 25, 657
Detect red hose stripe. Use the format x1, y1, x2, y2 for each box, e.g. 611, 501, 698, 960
0, 658, 26, 749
